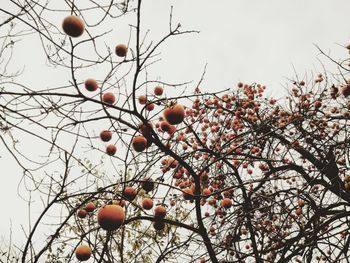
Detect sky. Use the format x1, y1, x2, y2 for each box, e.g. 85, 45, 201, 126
1, 0, 350, 255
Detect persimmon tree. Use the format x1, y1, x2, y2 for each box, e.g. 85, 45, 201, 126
1, 1, 350, 263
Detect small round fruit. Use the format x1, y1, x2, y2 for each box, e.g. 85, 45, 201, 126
183, 188, 194, 200
132, 135, 147, 152
164, 104, 185, 125
75, 245, 92, 261
102, 92, 116, 104
160, 121, 171, 132
97, 205, 125, 231
106, 144, 117, 156
85, 202, 96, 212
202, 188, 212, 197
77, 209, 87, 218
138, 95, 147, 105
146, 103, 155, 111
341, 86, 350, 97
153, 220, 165, 230
154, 205, 167, 219
115, 44, 128, 57
141, 178, 154, 192
112, 199, 126, 207
62, 16, 85, 38
154, 86, 163, 96
220, 198, 232, 209
100, 130, 112, 142
142, 198, 154, 210
84, 79, 98, 92
122, 186, 137, 201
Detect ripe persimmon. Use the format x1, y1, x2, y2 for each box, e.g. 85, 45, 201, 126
132, 135, 147, 152
115, 44, 128, 57
85, 202, 96, 212
220, 198, 232, 209
138, 95, 147, 105
153, 220, 165, 230
154, 205, 167, 218
97, 205, 125, 231
164, 104, 185, 125
142, 198, 153, 210
106, 144, 117, 156
154, 86, 163, 96
122, 186, 137, 201
141, 178, 154, 192
183, 187, 194, 200
102, 92, 116, 104
62, 16, 85, 38
84, 79, 98, 92
77, 209, 87, 218
100, 130, 112, 142
75, 245, 92, 261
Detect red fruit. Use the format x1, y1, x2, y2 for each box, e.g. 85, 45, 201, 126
132, 135, 147, 152
112, 199, 126, 207
167, 125, 176, 135
220, 198, 232, 209
85, 202, 96, 212
164, 104, 185, 125
106, 144, 117, 156
154, 205, 167, 218
84, 79, 98, 92
146, 103, 155, 111
62, 16, 85, 38
75, 245, 92, 261
141, 178, 154, 192
77, 209, 87, 218
138, 95, 147, 105
341, 86, 350, 97
160, 121, 171, 132
314, 101, 322, 109
139, 122, 153, 137
122, 186, 137, 201
298, 199, 305, 207
100, 130, 112, 142
154, 86, 163, 96
183, 188, 194, 200
115, 44, 128, 57
97, 205, 125, 231
153, 220, 165, 230
142, 198, 154, 210
202, 188, 212, 196
102, 92, 116, 104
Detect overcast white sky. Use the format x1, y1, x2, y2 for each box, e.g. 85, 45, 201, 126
1, 0, 350, 251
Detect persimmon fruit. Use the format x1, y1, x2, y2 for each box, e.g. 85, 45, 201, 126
115, 44, 128, 57
132, 135, 147, 152
164, 104, 185, 125
62, 16, 85, 38
75, 245, 92, 261
85, 202, 96, 212
220, 198, 232, 209
100, 130, 112, 142
77, 209, 87, 218
97, 205, 125, 231
106, 144, 117, 156
142, 198, 153, 210
122, 186, 137, 201
84, 79, 98, 92
153, 220, 165, 230
141, 178, 154, 192
102, 92, 116, 104
154, 86, 163, 96
154, 205, 167, 218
